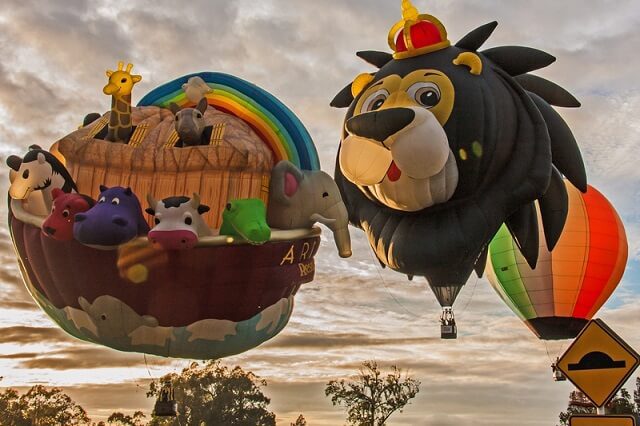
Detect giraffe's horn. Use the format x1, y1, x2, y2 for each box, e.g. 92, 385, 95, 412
125, 63, 134, 73
117, 61, 124, 71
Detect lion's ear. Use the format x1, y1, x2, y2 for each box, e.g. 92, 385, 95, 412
453, 52, 483, 75
351, 73, 375, 97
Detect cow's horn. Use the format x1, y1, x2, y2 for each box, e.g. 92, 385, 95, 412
146, 193, 158, 208
191, 193, 201, 208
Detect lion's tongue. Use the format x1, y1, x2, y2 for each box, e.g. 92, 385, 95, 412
387, 161, 402, 182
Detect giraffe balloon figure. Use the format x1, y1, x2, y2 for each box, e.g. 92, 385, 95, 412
103, 61, 142, 143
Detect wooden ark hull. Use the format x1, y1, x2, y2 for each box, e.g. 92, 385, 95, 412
9, 211, 320, 359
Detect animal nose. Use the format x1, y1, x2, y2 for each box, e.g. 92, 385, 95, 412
44, 226, 56, 235
346, 108, 415, 143
148, 230, 198, 250
75, 214, 87, 223
113, 216, 128, 227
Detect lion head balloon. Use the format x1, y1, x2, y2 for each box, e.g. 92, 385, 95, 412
332, 0, 587, 324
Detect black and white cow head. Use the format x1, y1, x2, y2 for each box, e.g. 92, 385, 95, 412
146, 193, 212, 250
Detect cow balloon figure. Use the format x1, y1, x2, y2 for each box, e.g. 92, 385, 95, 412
146, 193, 212, 250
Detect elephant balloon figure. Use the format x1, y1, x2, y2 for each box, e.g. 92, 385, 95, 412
267, 160, 352, 258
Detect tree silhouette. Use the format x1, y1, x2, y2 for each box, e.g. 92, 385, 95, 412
291, 414, 307, 425
107, 410, 146, 425
325, 360, 420, 426
0, 384, 90, 425
558, 388, 638, 425
147, 360, 276, 426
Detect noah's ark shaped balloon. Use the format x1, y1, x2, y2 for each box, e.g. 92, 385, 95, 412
7, 63, 352, 360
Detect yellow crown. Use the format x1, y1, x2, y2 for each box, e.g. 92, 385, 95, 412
388, 0, 450, 60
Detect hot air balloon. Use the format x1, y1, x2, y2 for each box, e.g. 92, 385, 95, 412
331, 0, 587, 337
6, 67, 341, 360
486, 182, 628, 341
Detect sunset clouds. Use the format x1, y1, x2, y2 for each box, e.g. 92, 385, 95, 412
1, 0, 640, 424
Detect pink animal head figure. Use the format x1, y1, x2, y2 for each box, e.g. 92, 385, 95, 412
146, 193, 212, 250
42, 189, 94, 241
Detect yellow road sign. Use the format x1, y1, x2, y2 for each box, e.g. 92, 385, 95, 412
570, 415, 636, 426
557, 319, 640, 407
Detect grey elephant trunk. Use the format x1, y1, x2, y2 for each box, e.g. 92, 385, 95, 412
332, 225, 352, 258
311, 202, 352, 258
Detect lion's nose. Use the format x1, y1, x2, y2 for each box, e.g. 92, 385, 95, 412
346, 108, 415, 143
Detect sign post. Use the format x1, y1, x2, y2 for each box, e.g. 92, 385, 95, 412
556, 319, 639, 426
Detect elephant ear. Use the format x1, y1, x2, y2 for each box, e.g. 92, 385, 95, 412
269, 160, 304, 206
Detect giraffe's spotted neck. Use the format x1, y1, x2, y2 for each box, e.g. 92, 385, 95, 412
107, 93, 133, 143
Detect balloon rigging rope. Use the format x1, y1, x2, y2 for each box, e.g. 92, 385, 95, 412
144, 353, 153, 379
544, 341, 553, 364
368, 249, 425, 320
457, 275, 479, 320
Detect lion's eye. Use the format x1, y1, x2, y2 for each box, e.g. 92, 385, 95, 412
407, 82, 441, 108
361, 89, 389, 113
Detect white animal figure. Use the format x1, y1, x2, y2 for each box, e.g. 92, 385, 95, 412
129, 325, 176, 347
256, 296, 293, 334
78, 295, 158, 340
6, 145, 77, 216
182, 76, 212, 104
186, 318, 238, 342
146, 193, 212, 250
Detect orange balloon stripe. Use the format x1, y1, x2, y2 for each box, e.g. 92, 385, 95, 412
551, 184, 589, 317
585, 199, 628, 318
571, 187, 621, 317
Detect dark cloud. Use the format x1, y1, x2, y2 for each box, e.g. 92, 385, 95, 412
0, 326, 69, 344
265, 332, 439, 349
18, 346, 172, 370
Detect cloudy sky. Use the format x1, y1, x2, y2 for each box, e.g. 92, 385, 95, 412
1, 0, 640, 424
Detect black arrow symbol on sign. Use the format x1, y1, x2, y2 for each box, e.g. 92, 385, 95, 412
568, 351, 626, 371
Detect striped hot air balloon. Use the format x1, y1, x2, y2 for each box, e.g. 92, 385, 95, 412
486, 182, 627, 340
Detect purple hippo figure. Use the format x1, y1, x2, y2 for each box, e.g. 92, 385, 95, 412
73, 185, 150, 248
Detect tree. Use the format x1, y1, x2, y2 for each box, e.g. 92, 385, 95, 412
147, 360, 276, 426
558, 388, 637, 425
608, 388, 637, 416
325, 360, 420, 426
107, 410, 146, 425
291, 414, 307, 425
0, 384, 90, 425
